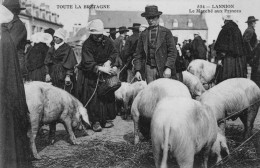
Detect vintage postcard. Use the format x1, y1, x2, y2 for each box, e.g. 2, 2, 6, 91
1, 0, 260, 167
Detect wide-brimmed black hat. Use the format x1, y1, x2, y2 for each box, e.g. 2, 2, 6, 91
141, 5, 162, 17
3, 0, 26, 10
117, 26, 129, 33
128, 23, 141, 30
107, 28, 117, 34
44, 28, 55, 36
245, 16, 259, 23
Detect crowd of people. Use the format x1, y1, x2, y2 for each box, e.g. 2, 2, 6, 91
1, 0, 260, 166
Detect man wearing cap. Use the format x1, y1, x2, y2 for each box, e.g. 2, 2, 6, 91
44, 28, 77, 94
243, 16, 258, 67
114, 26, 129, 81
191, 32, 207, 60
214, 15, 246, 83
123, 23, 141, 82
3, 0, 28, 81
134, 5, 178, 83
108, 28, 117, 41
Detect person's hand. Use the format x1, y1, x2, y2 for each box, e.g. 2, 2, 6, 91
135, 71, 142, 81
65, 75, 71, 85
217, 60, 223, 66
111, 66, 118, 75
221, 52, 226, 57
103, 60, 111, 68
163, 68, 171, 78
98, 66, 114, 75
45, 74, 51, 82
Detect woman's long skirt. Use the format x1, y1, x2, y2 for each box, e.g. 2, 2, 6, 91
76, 70, 117, 127
27, 66, 45, 82
216, 55, 247, 84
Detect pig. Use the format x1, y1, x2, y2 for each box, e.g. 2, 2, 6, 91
115, 81, 147, 119
182, 71, 206, 98
151, 97, 218, 168
131, 78, 191, 144
24, 81, 90, 159
197, 78, 260, 139
187, 59, 217, 87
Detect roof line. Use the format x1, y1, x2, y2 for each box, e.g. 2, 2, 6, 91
95, 10, 204, 16
20, 13, 63, 27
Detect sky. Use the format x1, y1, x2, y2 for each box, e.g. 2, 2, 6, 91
34, 0, 260, 43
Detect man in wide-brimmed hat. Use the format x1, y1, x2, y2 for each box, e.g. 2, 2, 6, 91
243, 16, 258, 68
134, 5, 179, 83
3, 0, 28, 81
123, 23, 141, 85
114, 26, 129, 81
107, 28, 117, 41
191, 31, 207, 60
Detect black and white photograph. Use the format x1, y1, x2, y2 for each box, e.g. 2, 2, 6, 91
1, 0, 260, 167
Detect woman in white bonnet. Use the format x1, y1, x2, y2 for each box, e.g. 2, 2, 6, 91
0, 4, 32, 168
26, 32, 52, 81
44, 28, 78, 94
77, 19, 118, 132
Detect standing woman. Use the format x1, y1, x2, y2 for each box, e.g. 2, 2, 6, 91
3, 0, 28, 81
26, 32, 52, 81
251, 43, 260, 86
214, 15, 246, 84
77, 19, 118, 132
0, 4, 32, 168
44, 28, 77, 94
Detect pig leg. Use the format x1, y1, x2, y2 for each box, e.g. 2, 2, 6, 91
48, 122, 56, 144
123, 100, 129, 120
244, 105, 259, 139
152, 136, 163, 168
63, 118, 79, 145
131, 100, 142, 144
177, 149, 194, 168
133, 115, 140, 144
239, 109, 251, 139
28, 121, 41, 160
202, 143, 213, 168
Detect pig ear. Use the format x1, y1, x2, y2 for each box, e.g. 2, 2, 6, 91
79, 106, 90, 126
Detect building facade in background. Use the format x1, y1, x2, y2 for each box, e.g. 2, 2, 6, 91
19, 0, 63, 39
68, 9, 208, 63
88, 10, 208, 44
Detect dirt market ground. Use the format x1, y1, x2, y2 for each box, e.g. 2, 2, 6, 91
32, 111, 260, 168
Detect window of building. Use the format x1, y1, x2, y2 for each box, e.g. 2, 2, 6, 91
35, 10, 39, 18
32, 25, 36, 33
90, 8, 96, 15
173, 19, 178, 28
188, 19, 193, 27
159, 18, 164, 26
42, 13, 45, 20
